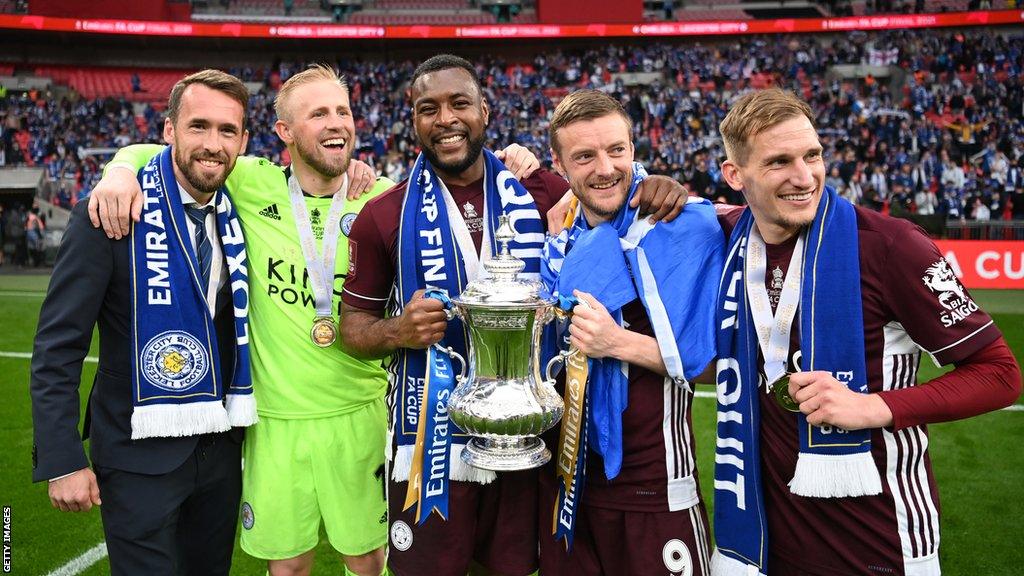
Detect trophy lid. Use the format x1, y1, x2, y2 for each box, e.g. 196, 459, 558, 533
454, 214, 552, 308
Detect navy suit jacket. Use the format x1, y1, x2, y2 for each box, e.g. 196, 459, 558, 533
31, 201, 239, 482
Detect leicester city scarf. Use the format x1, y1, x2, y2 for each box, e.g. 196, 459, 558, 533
129, 146, 255, 439
711, 186, 882, 576
392, 149, 544, 502
542, 163, 723, 545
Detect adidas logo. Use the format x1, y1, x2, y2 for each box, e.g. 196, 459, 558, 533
259, 204, 281, 220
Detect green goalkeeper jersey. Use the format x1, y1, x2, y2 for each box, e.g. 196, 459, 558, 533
110, 145, 389, 418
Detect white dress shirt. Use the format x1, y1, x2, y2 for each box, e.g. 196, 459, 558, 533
178, 184, 228, 315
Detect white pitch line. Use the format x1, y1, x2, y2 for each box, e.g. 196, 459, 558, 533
0, 351, 98, 363
0, 291, 45, 297
45, 542, 107, 576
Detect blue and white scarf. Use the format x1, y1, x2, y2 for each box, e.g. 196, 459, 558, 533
711, 186, 882, 576
542, 163, 723, 543
129, 146, 255, 439
392, 149, 544, 488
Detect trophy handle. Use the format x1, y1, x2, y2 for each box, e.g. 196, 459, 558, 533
433, 343, 467, 383
423, 290, 465, 381
542, 293, 582, 383
545, 349, 573, 383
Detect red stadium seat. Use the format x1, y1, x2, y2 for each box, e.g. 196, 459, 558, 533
32, 65, 194, 102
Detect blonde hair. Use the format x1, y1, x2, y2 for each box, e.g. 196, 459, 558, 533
719, 88, 815, 166
549, 89, 633, 154
167, 69, 249, 127
274, 64, 349, 122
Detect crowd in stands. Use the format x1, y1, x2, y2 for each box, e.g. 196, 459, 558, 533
818, 0, 983, 18
1, 28, 1022, 221
0, 92, 160, 206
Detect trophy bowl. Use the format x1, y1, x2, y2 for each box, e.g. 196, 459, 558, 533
444, 216, 565, 471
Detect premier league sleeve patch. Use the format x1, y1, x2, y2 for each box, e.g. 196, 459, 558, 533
341, 212, 357, 237
141, 330, 211, 392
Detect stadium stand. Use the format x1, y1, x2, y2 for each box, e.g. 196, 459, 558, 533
1, 28, 1021, 229
0, 0, 28, 14
850, 0, 973, 15
347, 12, 493, 23
188, 0, 528, 23
191, 0, 337, 22
372, 0, 472, 8
30, 66, 192, 102
648, 0, 980, 20
671, 8, 753, 21
510, 9, 538, 22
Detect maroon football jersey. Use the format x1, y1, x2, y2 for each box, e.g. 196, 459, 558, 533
719, 205, 1002, 576
538, 254, 713, 576
582, 299, 707, 514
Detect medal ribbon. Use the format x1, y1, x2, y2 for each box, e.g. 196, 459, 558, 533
403, 289, 456, 524
286, 172, 349, 320
745, 227, 805, 388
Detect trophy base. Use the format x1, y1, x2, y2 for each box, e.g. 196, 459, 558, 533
461, 437, 551, 471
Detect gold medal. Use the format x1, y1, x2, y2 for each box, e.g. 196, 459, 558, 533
773, 374, 801, 412
311, 316, 337, 347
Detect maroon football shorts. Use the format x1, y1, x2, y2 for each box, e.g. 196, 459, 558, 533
538, 471, 712, 576
388, 469, 539, 576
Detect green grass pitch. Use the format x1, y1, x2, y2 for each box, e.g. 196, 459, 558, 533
1, 274, 1021, 575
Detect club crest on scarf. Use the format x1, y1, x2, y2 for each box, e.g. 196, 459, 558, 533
141, 330, 210, 391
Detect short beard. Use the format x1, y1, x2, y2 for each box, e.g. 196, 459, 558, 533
769, 191, 821, 234
570, 170, 631, 225
295, 137, 351, 179
578, 194, 627, 224
780, 213, 815, 229
421, 132, 486, 177
175, 148, 231, 195
581, 200, 618, 220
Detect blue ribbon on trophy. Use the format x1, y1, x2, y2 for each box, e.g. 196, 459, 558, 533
403, 289, 460, 525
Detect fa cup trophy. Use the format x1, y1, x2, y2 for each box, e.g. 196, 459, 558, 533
440, 215, 565, 471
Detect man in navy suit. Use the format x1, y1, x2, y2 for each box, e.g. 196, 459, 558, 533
30, 70, 251, 576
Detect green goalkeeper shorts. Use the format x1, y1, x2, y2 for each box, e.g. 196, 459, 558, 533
239, 398, 388, 559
